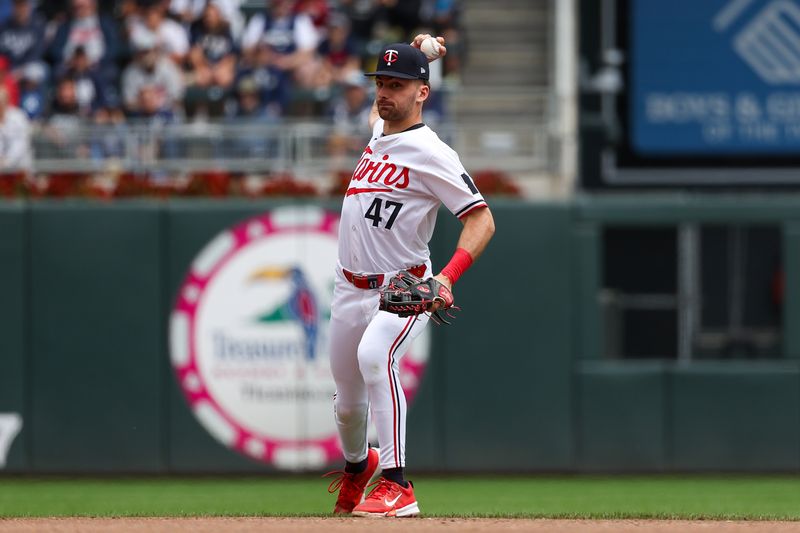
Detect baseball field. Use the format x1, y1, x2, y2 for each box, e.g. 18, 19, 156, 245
1, 476, 800, 531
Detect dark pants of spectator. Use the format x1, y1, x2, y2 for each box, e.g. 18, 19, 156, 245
184, 85, 228, 119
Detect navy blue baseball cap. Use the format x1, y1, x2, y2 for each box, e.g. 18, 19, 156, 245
365, 43, 429, 81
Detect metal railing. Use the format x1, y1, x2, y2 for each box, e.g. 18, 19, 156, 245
22, 118, 552, 178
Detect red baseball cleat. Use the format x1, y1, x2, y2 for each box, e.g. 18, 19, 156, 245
325, 448, 380, 514
351, 477, 420, 518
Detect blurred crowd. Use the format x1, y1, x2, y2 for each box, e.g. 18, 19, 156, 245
0, 0, 464, 169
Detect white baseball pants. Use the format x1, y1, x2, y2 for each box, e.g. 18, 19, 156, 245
328, 269, 430, 470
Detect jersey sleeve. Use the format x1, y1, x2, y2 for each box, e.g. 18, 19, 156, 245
420, 149, 488, 219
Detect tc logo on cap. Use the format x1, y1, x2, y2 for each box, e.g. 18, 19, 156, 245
384, 49, 398, 65
365, 43, 429, 80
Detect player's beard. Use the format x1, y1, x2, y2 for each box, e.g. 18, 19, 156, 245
377, 94, 416, 122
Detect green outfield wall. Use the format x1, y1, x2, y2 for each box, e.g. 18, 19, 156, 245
2, 196, 800, 473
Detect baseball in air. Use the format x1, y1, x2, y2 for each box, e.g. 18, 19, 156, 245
420, 37, 441, 60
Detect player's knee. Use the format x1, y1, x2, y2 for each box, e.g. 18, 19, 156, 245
334, 402, 367, 425
356, 347, 384, 385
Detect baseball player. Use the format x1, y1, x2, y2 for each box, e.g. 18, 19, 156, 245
325, 34, 495, 517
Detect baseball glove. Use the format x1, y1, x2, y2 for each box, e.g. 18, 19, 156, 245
379, 270, 459, 324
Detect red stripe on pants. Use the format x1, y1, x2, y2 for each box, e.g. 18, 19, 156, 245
387, 316, 415, 468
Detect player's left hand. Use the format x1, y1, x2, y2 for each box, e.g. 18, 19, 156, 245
410, 34, 447, 61
430, 274, 453, 313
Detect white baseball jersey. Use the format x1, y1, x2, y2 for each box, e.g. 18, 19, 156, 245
338, 118, 487, 274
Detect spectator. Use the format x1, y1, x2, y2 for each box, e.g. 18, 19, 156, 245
89, 104, 127, 160
116, 0, 139, 20
132, 84, 180, 166
0, 0, 47, 76
32, 0, 118, 26
169, 0, 245, 40
0, 85, 32, 171
48, 75, 88, 120
327, 70, 371, 163
229, 75, 265, 119
226, 76, 279, 159
36, 0, 69, 19
337, 0, 381, 54
241, 0, 319, 88
380, 0, 424, 41
121, 31, 184, 116
18, 62, 46, 121
234, 43, 289, 117
429, 0, 460, 32
185, 1, 237, 118
294, 0, 328, 33
42, 76, 89, 158
132, 84, 176, 124
429, 0, 463, 82
329, 70, 371, 130
314, 13, 359, 87
48, 0, 125, 79
57, 45, 115, 114
128, 0, 190, 65
0, 56, 19, 106
168, 0, 205, 26
0, 3, 10, 26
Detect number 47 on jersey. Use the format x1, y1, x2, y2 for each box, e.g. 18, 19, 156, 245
365, 198, 403, 230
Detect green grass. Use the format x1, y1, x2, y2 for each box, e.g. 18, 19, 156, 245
1, 476, 800, 519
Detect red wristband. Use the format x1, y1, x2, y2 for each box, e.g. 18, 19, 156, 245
440, 247, 473, 285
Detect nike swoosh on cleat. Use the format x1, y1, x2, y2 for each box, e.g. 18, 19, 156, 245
383, 494, 402, 507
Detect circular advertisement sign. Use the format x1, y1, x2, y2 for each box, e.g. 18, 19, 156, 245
170, 206, 429, 470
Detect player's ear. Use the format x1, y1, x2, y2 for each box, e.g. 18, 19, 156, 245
417, 81, 430, 103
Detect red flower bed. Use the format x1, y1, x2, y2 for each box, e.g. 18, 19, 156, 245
0, 173, 25, 197
470, 169, 522, 197
0, 169, 523, 199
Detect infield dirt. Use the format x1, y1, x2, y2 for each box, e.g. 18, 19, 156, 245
1, 518, 800, 532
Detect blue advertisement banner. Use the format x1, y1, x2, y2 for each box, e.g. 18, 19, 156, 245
631, 0, 800, 155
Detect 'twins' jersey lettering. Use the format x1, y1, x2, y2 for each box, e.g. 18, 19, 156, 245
349, 146, 410, 191
338, 119, 488, 274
